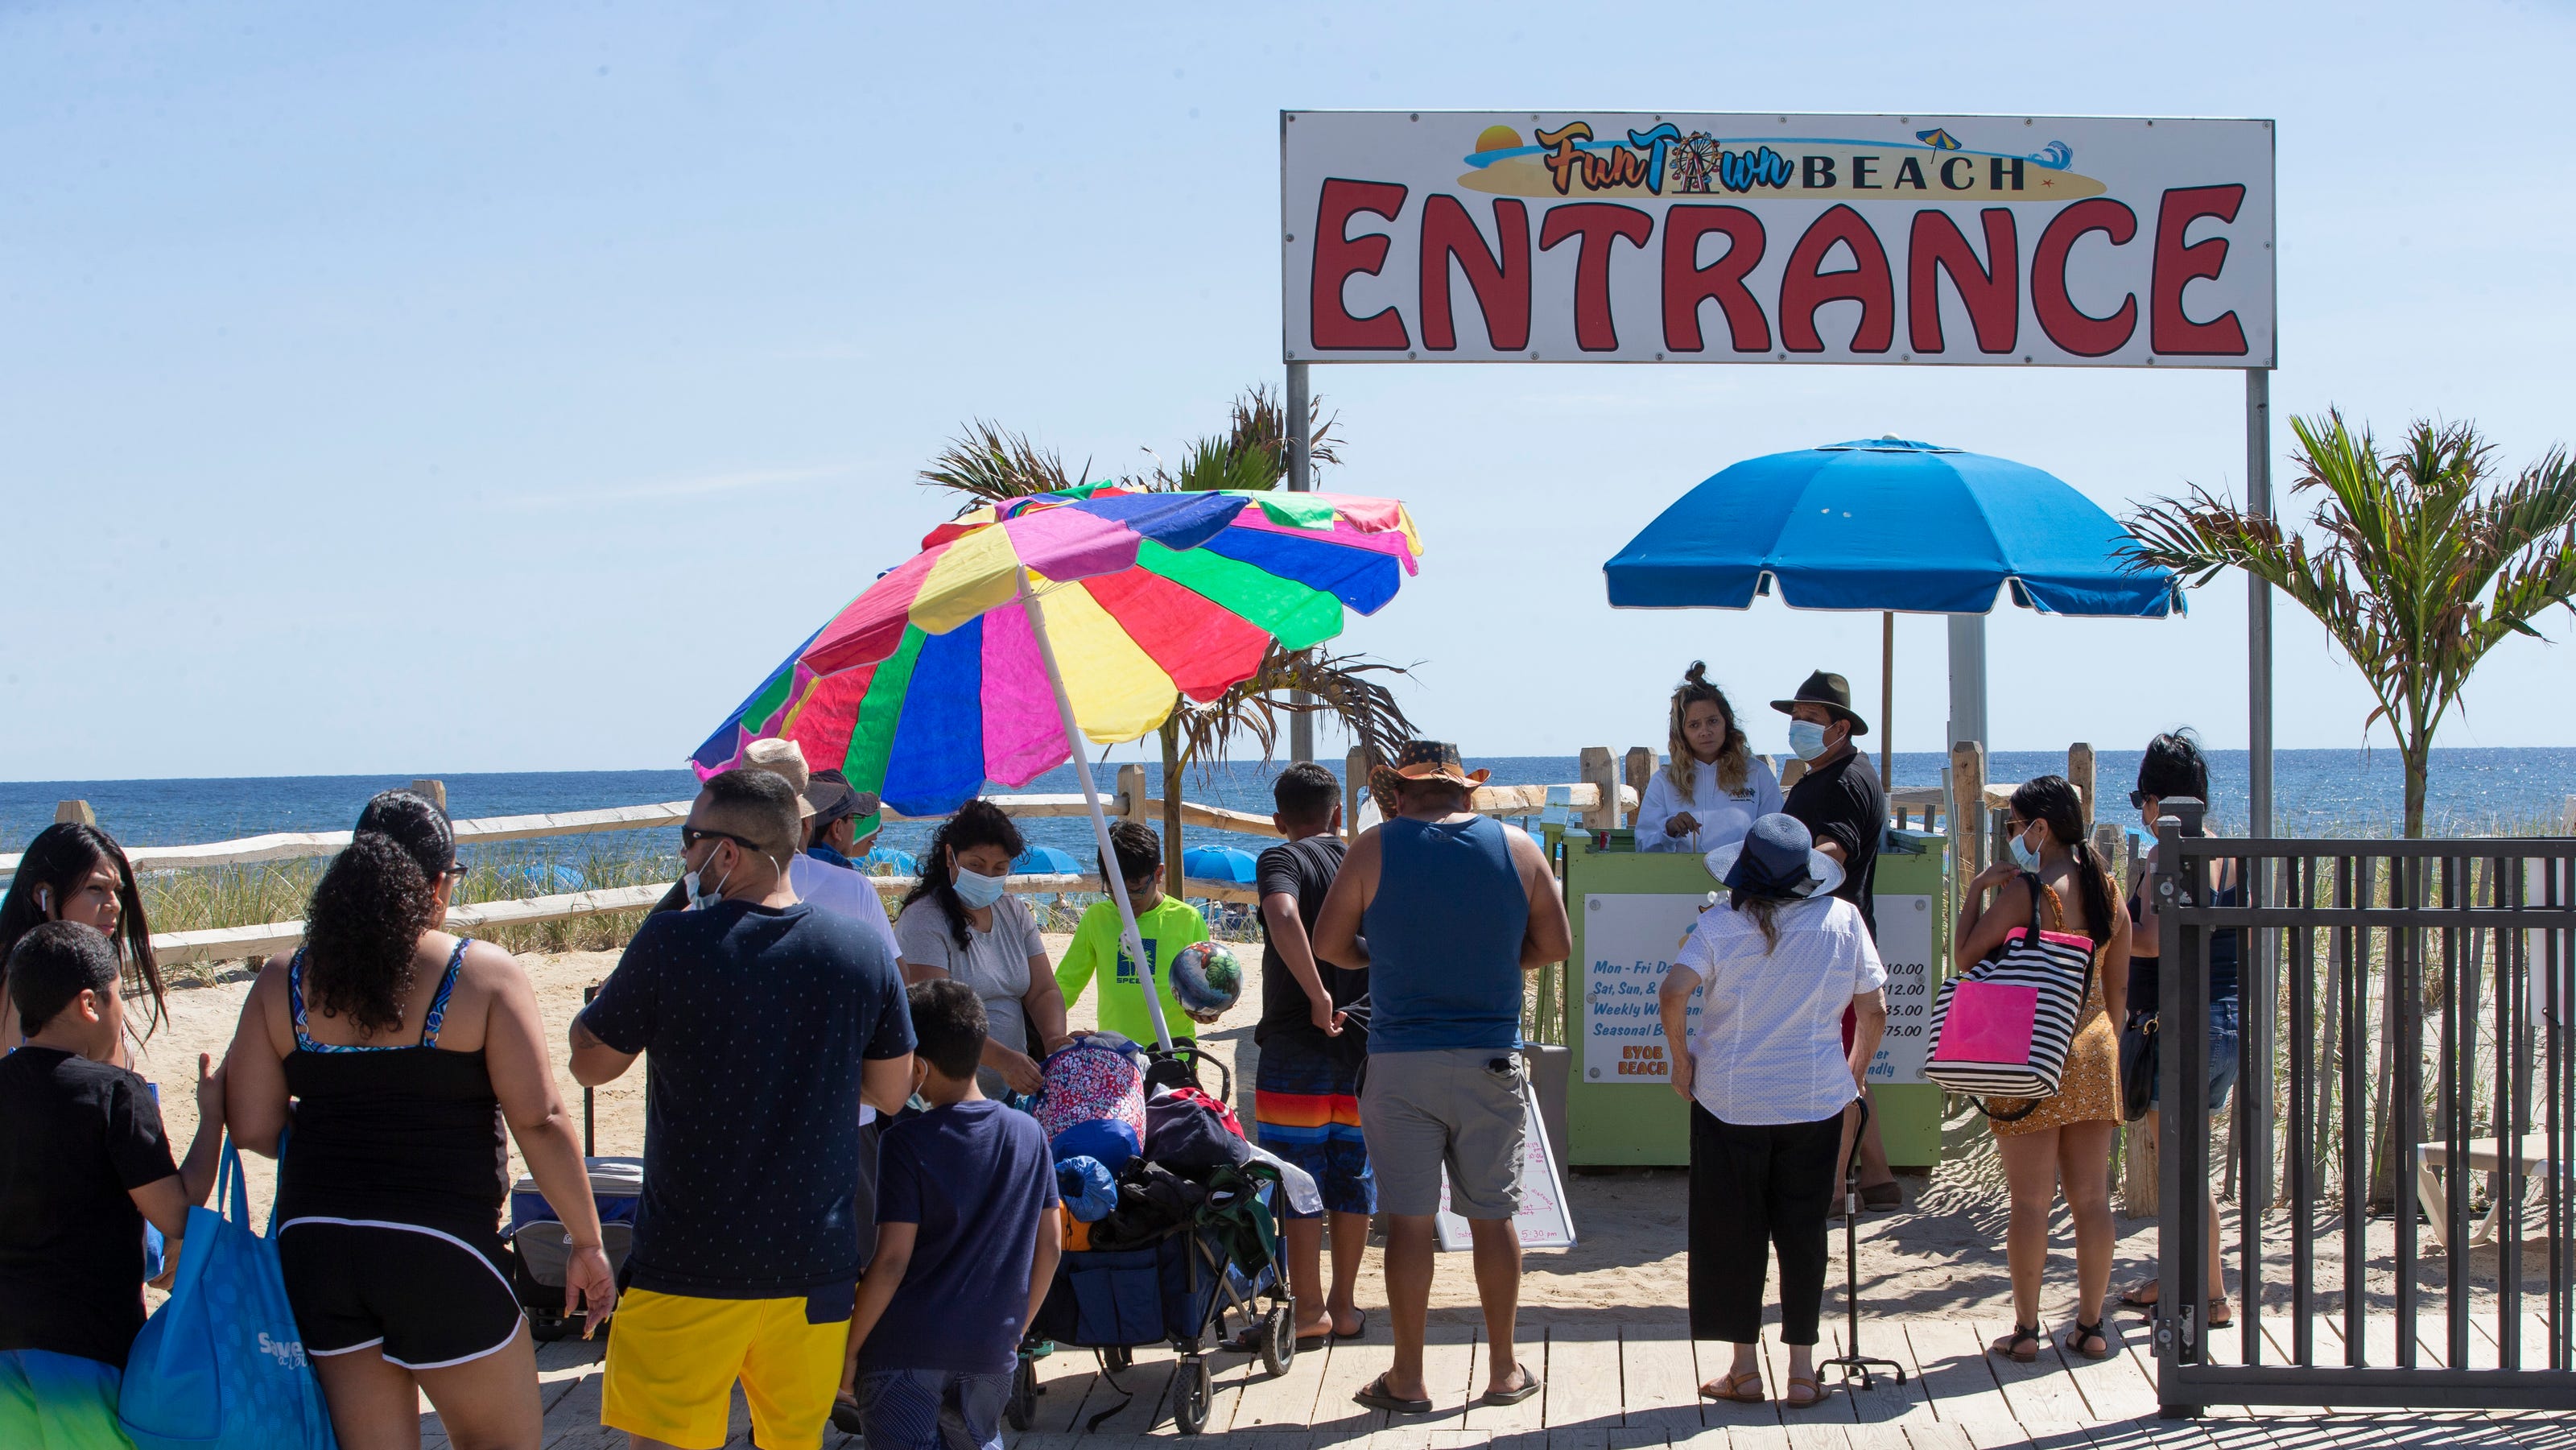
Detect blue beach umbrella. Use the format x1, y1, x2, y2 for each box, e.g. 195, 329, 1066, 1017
1013, 844, 1081, 876
1179, 846, 1261, 885
1604, 436, 2179, 754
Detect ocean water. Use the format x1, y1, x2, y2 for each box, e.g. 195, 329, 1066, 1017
2, 747, 2566, 875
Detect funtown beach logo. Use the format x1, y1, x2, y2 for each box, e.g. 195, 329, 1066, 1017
1456, 121, 2105, 203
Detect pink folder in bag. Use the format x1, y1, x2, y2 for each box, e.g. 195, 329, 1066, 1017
1929, 981, 2040, 1064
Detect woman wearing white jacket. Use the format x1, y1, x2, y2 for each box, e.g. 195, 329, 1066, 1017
1634, 663, 1783, 854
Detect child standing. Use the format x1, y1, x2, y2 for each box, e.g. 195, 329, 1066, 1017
1, 922, 224, 1449
840, 981, 1061, 1450
1053, 821, 1208, 1047
1249, 762, 1373, 1345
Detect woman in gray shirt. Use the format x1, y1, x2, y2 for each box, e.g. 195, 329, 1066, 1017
893, 800, 1067, 1098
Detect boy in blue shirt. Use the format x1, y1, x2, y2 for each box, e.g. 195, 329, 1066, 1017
840, 980, 1060, 1450
1, 923, 224, 1450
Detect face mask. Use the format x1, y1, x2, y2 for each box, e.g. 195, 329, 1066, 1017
950, 861, 1008, 910
1787, 720, 1831, 761
2008, 826, 2041, 870
684, 843, 733, 910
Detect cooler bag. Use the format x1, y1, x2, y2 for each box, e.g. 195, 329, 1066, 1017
1923, 872, 2097, 1118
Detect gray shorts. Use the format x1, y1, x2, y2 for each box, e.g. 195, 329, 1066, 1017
1360, 1047, 1527, 1219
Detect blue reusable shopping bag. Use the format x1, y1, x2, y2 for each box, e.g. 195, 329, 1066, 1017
118, 1138, 337, 1450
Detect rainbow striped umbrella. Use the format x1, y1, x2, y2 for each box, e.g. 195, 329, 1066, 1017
688, 485, 1424, 817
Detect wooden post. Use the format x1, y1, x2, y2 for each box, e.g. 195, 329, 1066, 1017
1114, 765, 1148, 824
1949, 742, 1986, 928
408, 779, 448, 812
1578, 747, 1617, 830
2066, 744, 2095, 832
1344, 746, 1367, 841
54, 799, 96, 826
1880, 611, 1895, 789
1622, 746, 1655, 814
1779, 757, 1810, 791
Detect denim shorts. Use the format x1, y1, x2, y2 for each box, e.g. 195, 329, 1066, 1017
2149, 998, 2240, 1114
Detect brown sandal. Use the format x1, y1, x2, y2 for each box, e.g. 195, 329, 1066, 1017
1990, 1323, 2041, 1362
1699, 1369, 1765, 1403
1782, 1374, 1831, 1411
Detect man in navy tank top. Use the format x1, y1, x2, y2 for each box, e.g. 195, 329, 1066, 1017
1313, 742, 1572, 1416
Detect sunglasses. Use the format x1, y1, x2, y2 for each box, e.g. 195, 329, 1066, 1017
680, 825, 760, 852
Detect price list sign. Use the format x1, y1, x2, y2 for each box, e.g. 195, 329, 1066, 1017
1868, 894, 1936, 1084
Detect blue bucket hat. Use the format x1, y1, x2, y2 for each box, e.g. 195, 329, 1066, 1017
1703, 813, 1844, 899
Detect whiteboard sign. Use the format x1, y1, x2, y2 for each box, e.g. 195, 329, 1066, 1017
1580, 891, 1709, 1083
1435, 1080, 1575, 1250
1868, 894, 1935, 1084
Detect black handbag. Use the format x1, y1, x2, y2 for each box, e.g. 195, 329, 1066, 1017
2117, 1010, 2157, 1122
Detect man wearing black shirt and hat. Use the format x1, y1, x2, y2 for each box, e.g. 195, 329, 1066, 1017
1772, 670, 1901, 1209
1772, 671, 1884, 932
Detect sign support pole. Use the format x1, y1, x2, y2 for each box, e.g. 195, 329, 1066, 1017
1286, 359, 1316, 764
2243, 366, 2275, 1216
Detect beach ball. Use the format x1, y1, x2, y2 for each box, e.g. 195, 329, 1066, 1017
1170, 941, 1242, 1024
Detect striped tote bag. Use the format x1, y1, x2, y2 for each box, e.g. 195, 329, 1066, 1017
1923, 873, 2097, 1119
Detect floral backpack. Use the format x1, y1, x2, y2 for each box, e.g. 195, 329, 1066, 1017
1036, 1033, 1149, 1167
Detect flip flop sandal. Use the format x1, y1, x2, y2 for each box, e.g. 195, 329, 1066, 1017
1335, 1308, 1369, 1340
1296, 1308, 1369, 1348
2063, 1320, 2112, 1361
1990, 1323, 2042, 1362
1782, 1374, 1831, 1411
1483, 1362, 1542, 1406
1699, 1369, 1766, 1404
1353, 1374, 1434, 1415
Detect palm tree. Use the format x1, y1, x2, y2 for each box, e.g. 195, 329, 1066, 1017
2122, 411, 2576, 838
2127, 411, 2576, 1207
918, 386, 1410, 891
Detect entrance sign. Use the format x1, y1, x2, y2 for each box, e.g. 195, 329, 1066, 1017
1282, 111, 2273, 368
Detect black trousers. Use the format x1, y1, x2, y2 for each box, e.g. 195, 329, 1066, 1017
1687, 1102, 1843, 1345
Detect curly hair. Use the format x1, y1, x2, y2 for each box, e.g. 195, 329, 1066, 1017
303, 791, 455, 1037
899, 799, 1026, 951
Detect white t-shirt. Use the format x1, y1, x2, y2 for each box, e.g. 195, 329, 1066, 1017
1634, 756, 1785, 854
1673, 892, 1885, 1125
787, 853, 898, 960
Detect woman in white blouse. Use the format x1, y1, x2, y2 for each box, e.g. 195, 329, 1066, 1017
1658, 814, 1887, 1411
1633, 663, 1784, 854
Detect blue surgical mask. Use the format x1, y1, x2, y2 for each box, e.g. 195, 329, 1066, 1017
1787, 720, 1830, 761
2008, 826, 2041, 870
950, 862, 1008, 909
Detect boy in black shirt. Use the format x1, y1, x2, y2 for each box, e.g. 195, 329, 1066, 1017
0, 922, 223, 1445
1248, 762, 1371, 1345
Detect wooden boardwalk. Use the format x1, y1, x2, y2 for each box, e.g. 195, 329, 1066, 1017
495, 1312, 2574, 1450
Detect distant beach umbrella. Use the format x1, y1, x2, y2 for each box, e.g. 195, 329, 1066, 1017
688, 483, 1424, 1049
1179, 846, 1260, 885
1012, 844, 1080, 876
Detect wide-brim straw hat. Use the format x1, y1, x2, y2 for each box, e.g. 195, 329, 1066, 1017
1704, 813, 1844, 899
1366, 740, 1491, 820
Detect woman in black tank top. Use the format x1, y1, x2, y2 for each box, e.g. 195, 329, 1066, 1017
223, 791, 613, 1450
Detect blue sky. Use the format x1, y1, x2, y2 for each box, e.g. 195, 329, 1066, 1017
4, 0, 2572, 779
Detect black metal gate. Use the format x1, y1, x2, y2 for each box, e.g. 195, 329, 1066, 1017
2153, 816, 2576, 1414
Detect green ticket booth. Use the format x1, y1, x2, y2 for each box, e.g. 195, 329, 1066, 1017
1554, 826, 1950, 1169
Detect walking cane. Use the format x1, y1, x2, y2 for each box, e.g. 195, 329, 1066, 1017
1819, 1095, 1906, 1389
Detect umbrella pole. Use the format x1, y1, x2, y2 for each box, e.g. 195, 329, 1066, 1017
1017, 581, 1177, 1053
